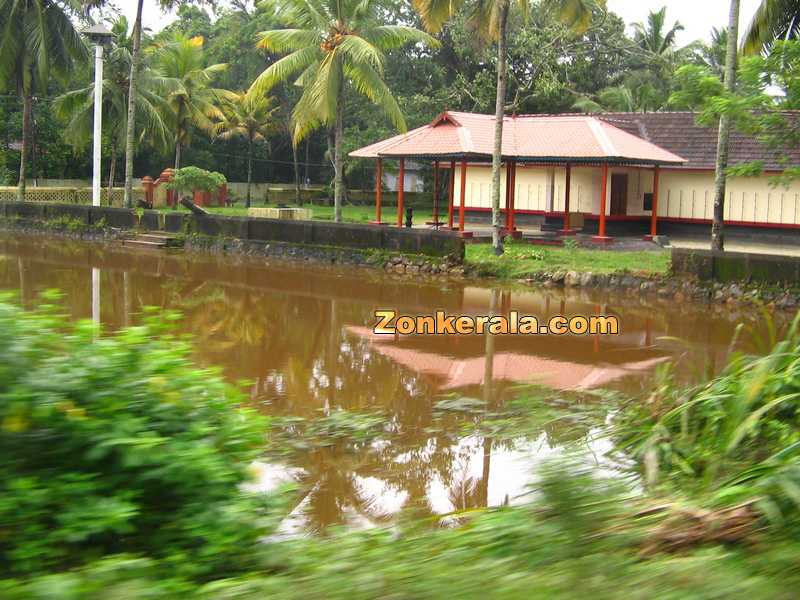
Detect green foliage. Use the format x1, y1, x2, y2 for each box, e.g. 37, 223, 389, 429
0, 296, 275, 581
614, 312, 800, 521
466, 243, 669, 278
167, 166, 227, 196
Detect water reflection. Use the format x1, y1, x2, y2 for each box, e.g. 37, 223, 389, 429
0, 233, 765, 533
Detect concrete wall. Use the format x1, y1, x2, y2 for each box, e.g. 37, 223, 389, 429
0, 201, 464, 260
672, 246, 800, 284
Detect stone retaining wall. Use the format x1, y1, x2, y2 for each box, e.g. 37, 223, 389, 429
672, 247, 800, 285
0, 201, 464, 261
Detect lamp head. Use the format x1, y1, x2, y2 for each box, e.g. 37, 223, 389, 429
82, 24, 113, 46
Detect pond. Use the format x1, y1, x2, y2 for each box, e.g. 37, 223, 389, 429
0, 232, 766, 534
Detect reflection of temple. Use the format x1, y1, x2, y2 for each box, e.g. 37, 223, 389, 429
347, 326, 669, 391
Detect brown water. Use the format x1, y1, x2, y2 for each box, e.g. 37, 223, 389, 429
0, 232, 763, 534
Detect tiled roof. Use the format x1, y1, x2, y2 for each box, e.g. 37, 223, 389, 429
350, 111, 686, 165
596, 111, 800, 170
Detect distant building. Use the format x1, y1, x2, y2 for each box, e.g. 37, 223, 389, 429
352, 110, 800, 240
381, 159, 424, 193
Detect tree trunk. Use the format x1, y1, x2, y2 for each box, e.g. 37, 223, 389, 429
108, 146, 117, 205
711, 0, 741, 252
490, 1, 510, 256
304, 139, 310, 187
123, 0, 145, 208
246, 137, 253, 208
17, 93, 32, 201
333, 86, 344, 222
174, 141, 182, 171
293, 141, 301, 205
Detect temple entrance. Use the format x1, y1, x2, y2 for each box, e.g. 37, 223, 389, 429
610, 173, 628, 216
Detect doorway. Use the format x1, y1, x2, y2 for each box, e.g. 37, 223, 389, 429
610, 173, 628, 216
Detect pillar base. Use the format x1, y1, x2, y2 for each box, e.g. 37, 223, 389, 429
591, 235, 614, 244
370, 220, 389, 226
642, 234, 656, 241
458, 231, 474, 239
558, 228, 579, 236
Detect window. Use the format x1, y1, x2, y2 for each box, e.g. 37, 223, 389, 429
643, 193, 654, 212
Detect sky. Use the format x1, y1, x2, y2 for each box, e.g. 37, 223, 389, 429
121, 0, 765, 46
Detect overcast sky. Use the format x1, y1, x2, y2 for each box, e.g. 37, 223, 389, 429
121, 0, 765, 46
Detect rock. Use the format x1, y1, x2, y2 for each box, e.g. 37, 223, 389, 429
565, 271, 581, 287
640, 281, 656, 293
579, 272, 595, 287
621, 276, 637, 288
714, 289, 726, 301
657, 287, 671, 298
674, 291, 685, 303
728, 284, 743, 298
390, 255, 403, 265
551, 271, 566, 284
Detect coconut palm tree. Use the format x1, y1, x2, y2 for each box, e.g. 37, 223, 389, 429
249, 0, 438, 223
712, 0, 742, 251
53, 17, 170, 201
632, 7, 685, 57
412, 0, 593, 255
0, 0, 88, 201
150, 34, 231, 170
743, 0, 800, 54
213, 91, 278, 208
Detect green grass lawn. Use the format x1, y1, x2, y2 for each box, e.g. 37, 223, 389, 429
160, 203, 435, 224
466, 240, 670, 278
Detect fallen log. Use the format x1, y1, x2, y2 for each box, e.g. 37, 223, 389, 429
180, 197, 210, 216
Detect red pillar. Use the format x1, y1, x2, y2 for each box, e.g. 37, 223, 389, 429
509, 161, 518, 234
592, 163, 612, 243
459, 160, 467, 233
504, 161, 512, 231
431, 160, 440, 227
559, 163, 576, 235
396, 158, 405, 228
372, 158, 384, 224
645, 165, 660, 240
448, 160, 455, 229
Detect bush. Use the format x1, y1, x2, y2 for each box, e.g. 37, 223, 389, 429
0, 294, 276, 582
167, 166, 227, 199
614, 313, 800, 521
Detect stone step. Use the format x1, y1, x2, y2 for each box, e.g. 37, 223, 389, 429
123, 239, 168, 249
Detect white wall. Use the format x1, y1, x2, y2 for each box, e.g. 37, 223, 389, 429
447, 164, 800, 226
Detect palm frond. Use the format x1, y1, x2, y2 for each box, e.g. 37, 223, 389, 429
256, 28, 321, 52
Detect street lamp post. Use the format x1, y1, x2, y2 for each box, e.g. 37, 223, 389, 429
83, 25, 113, 208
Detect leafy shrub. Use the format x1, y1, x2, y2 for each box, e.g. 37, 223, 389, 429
614, 313, 800, 521
167, 166, 227, 198
0, 294, 276, 582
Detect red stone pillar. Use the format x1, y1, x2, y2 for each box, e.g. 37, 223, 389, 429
373, 158, 384, 224
559, 163, 577, 235
459, 160, 467, 233
504, 161, 512, 231
645, 165, 661, 240
448, 160, 455, 229
592, 163, 612, 243
396, 158, 405, 228
431, 160, 440, 227
142, 176, 154, 206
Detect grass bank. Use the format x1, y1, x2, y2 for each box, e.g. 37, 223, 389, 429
160, 203, 436, 224
466, 240, 671, 278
